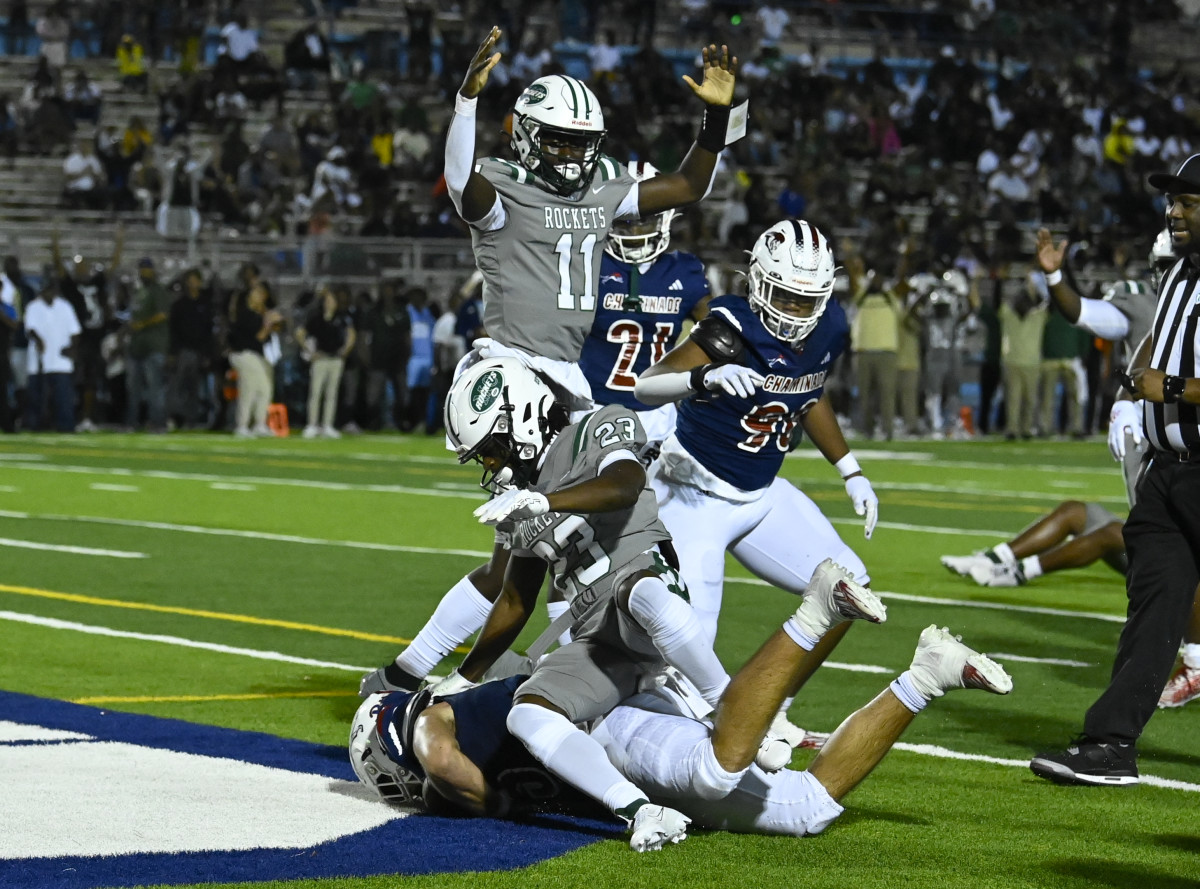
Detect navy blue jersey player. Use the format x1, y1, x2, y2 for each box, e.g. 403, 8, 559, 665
634, 219, 881, 744
579, 162, 711, 445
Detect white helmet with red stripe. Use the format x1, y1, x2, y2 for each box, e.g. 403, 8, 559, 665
747, 219, 837, 345
606, 161, 675, 264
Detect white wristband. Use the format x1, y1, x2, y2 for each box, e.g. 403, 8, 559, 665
1044, 268, 1063, 286
455, 92, 478, 117
835, 454, 861, 479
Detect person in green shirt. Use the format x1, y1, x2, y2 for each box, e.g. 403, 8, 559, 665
126, 257, 172, 431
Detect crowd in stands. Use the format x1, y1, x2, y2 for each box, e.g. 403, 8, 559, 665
0, 1, 1197, 437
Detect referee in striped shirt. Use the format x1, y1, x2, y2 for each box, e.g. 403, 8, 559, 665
1031, 154, 1200, 786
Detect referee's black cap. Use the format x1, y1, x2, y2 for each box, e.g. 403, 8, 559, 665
1148, 154, 1200, 194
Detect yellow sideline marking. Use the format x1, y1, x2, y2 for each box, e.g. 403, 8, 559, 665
71, 690, 358, 705
0, 583, 450, 647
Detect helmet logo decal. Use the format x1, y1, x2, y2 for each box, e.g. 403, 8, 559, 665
522, 83, 548, 105
470, 371, 504, 413
763, 230, 786, 256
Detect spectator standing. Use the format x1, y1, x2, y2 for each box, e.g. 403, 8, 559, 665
0, 258, 21, 432
997, 271, 1047, 439
362, 281, 410, 431
116, 34, 148, 93
35, 1, 69, 72
850, 255, 909, 439
296, 282, 356, 438
3, 257, 34, 428
167, 268, 215, 429
1039, 303, 1088, 437
429, 291, 465, 434
227, 281, 282, 437
23, 279, 80, 432
401, 286, 434, 432
125, 258, 171, 431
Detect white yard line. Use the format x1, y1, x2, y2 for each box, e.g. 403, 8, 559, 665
0, 537, 146, 558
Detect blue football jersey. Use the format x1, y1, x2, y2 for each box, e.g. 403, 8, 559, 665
443, 677, 602, 817
578, 251, 710, 410
674, 295, 850, 492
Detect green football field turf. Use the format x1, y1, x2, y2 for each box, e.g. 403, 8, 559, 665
1, 432, 1198, 889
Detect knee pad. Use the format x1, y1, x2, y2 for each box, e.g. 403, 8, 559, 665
506, 702, 576, 762
689, 740, 745, 801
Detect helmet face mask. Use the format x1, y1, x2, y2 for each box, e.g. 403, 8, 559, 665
445, 358, 560, 493
511, 76, 605, 197
746, 219, 837, 346
607, 161, 674, 264
349, 693, 426, 805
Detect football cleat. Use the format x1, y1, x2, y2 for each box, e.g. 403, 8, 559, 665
908, 625, 1013, 698
1030, 736, 1139, 786
628, 804, 690, 852
1157, 662, 1200, 709
768, 710, 828, 750
755, 731, 793, 772
358, 664, 425, 698
792, 558, 888, 640
968, 560, 1026, 588
940, 552, 991, 576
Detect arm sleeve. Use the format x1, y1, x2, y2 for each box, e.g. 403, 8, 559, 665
444, 103, 504, 231
1075, 298, 1132, 341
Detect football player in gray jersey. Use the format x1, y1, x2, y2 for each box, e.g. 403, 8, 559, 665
361, 26, 743, 697
421, 357, 886, 851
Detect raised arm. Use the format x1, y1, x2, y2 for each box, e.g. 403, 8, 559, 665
445, 27, 502, 224
637, 45, 740, 215
1035, 227, 1082, 322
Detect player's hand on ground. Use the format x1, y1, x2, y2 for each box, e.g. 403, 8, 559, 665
683, 44, 738, 106
1108, 399, 1144, 460
474, 488, 550, 525
427, 670, 477, 697
701, 364, 763, 398
844, 475, 879, 539
1035, 227, 1067, 275
461, 26, 502, 98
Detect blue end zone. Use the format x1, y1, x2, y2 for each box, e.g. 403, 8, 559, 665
0, 690, 621, 888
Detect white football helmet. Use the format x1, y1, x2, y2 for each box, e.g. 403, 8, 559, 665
747, 219, 837, 345
444, 357, 561, 492
1151, 226, 1176, 286
349, 691, 427, 805
511, 74, 606, 197
607, 161, 675, 265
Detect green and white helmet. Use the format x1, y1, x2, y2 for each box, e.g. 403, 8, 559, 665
511, 74, 606, 197
444, 357, 558, 492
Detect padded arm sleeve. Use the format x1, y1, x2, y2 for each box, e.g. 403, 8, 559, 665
444, 97, 477, 218
688, 312, 745, 362
1076, 298, 1132, 341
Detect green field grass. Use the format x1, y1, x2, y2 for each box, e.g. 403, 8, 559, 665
1, 432, 1198, 889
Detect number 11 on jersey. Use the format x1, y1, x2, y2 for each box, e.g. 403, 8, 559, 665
554, 232, 597, 311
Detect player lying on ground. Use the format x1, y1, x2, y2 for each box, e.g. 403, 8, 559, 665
940, 500, 1200, 708
351, 613, 1011, 846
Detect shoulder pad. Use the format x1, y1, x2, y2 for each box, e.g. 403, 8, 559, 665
689, 312, 745, 362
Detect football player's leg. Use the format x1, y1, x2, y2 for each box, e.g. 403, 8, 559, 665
1034, 521, 1124, 578
361, 539, 508, 694
808, 625, 1011, 801
651, 476, 748, 645
1008, 500, 1088, 559
622, 573, 730, 708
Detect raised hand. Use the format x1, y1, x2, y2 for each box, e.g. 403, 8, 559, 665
683, 44, 738, 106
1035, 227, 1067, 275
461, 26, 503, 99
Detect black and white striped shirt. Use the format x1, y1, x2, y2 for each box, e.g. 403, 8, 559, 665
1146, 258, 1200, 453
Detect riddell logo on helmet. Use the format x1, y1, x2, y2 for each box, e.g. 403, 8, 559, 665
571, 119, 594, 127
522, 84, 548, 105
470, 371, 503, 413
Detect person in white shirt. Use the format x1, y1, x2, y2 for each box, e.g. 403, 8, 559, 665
62, 136, 106, 209
22, 280, 80, 431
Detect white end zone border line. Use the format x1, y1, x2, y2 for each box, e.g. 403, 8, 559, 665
3, 609, 1195, 794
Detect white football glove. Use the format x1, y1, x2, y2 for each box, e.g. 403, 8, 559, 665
702, 364, 765, 398
473, 488, 550, 526
427, 669, 477, 697
1108, 400, 1144, 461
845, 475, 879, 540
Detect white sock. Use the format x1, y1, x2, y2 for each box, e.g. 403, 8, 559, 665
782, 616, 819, 651
395, 576, 493, 678
506, 702, 645, 816
545, 599, 573, 647
1022, 556, 1043, 580
626, 576, 730, 706
890, 671, 930, 713
992, 543, 1015, 565
1182, 643, 1200, 670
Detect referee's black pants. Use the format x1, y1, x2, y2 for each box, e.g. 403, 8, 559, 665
1083, 458, 1200, 744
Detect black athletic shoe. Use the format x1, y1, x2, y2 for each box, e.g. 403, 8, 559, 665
1030, 736, 1139, 786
